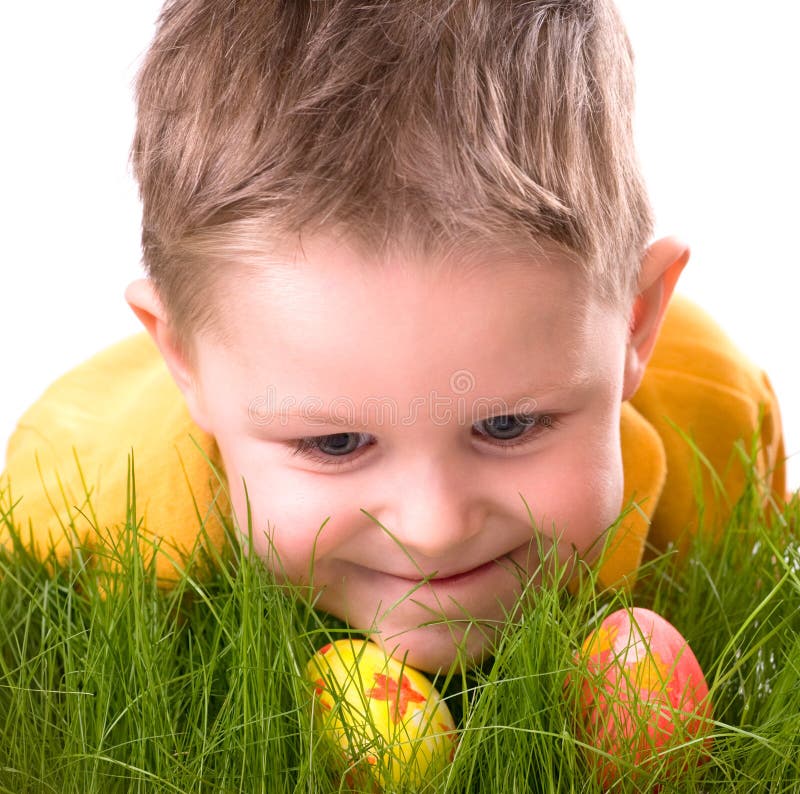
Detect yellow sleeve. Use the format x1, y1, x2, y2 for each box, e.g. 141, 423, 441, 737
0, 334, 229, 583
630, 294, 786, 558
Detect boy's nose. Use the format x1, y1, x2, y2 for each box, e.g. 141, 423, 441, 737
380, 459, 484, 559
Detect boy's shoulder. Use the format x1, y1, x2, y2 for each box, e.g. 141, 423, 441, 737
1, 333, 228, 579
625, 294, 785, 566
601, 293, 785, 588
649, 295, 775, 398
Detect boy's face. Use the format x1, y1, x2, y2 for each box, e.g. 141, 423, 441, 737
185, 236, 632, 672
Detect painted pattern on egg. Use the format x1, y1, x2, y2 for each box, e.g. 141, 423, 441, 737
571, 607, 714, 791
307, 639, 457, 790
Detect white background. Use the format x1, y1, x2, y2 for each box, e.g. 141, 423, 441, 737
2, 2, 799, 489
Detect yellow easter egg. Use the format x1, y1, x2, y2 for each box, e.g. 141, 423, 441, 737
306, 639, 457, 790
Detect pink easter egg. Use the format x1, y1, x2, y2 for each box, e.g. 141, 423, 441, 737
572, 608, 713, 790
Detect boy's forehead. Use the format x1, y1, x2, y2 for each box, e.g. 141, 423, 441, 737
226, 231, 593, 308
198, 234, 623, 409
221, 234, 597, 341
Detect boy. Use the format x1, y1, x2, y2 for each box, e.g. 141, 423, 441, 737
0, 0, 785, 673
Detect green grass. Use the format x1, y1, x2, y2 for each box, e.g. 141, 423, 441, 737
1, 447, 799, 793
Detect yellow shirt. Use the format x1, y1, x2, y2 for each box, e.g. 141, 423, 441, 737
0, 295, 786, 587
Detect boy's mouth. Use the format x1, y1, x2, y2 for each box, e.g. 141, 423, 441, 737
422, 559, 499, 584
380, 550, 521, 586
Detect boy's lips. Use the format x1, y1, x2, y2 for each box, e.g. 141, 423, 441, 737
391, 558, 503, 584
356, 546, 526, 586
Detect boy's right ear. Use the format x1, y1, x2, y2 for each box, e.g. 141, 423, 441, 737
124, 279, 211, 431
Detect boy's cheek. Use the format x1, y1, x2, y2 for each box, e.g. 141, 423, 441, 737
225, 476, 352, 580
546, 430, 625, 562
579, 441, 626, 563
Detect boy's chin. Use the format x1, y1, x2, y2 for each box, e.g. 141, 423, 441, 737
369, 618, 500, 674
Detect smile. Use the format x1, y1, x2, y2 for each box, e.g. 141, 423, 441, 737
383, 551, 521, 586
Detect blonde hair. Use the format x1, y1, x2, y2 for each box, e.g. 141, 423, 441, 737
132, 0, 653, 359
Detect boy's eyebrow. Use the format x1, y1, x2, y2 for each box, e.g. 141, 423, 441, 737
244, 371, 594, 431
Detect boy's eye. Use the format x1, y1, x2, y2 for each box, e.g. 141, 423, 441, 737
290, 414, 557, 469
300, 432, 363, 457
477, 413, 548, 441
471, 412, 557, 450
291, 432, 374, 468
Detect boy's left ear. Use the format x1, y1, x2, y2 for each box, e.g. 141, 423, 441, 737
622, 236, 690, 401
